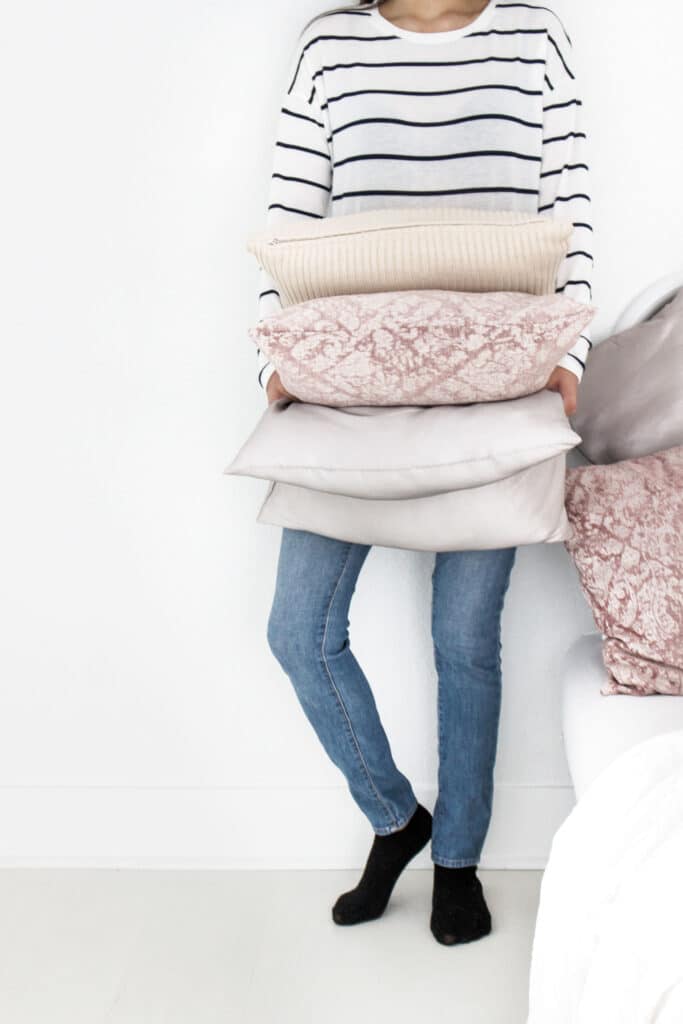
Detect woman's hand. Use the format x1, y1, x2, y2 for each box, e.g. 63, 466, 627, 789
266, 370, 300, 405
544, 366, 579, 417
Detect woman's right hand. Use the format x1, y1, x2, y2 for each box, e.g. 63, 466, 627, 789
266, 370, 300, 405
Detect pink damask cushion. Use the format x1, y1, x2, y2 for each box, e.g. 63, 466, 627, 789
564, 446, 683, 696
249, 289, 596, 406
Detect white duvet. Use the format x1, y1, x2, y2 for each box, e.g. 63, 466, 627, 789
527, 728, 683, 1024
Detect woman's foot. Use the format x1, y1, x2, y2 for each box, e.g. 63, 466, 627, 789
332, 803, 432, 925
430, 864, 492, 945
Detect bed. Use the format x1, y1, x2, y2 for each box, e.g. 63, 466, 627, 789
560, 268, 683, 799
526, 271, 683, 1023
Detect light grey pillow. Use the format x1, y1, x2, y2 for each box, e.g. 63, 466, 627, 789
255, 454, 570, 552
571, 287, 683, 464
225, 390, 580, 500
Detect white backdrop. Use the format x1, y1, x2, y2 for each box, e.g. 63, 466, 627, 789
1, 1, 682, 867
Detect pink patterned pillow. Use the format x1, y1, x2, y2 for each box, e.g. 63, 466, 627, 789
249, 289, 596, 406
564, 446, 683, 696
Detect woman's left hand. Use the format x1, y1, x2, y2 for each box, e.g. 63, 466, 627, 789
544, 366, 579, 417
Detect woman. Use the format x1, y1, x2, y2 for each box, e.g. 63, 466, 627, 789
256, 0, 593, 945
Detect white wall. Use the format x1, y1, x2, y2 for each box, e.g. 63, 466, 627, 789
1, 1, 681, 868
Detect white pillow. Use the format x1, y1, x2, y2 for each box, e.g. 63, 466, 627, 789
255, 454, 570, 552
224, 390, 580, 500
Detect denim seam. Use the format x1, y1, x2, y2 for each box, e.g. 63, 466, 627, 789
432, 572, 447, 854
374, 801, 419, 836
431, 854, 479, 868
319, 543, 400, 829
429, 547, 517, 865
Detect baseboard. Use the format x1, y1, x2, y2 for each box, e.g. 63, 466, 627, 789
0, 782, 576, 869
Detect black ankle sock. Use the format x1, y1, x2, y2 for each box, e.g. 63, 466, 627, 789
430, 863, 492, 945
332, 803, 432, 925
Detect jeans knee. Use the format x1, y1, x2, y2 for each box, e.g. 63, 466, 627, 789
432, 626, 501, 674
267, 605, 349, 673
266, 603, 319, 672
267, 608, 295, 668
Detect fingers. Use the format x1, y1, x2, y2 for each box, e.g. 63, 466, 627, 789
266, 373, 284, 405
559, 381, 578, 417
543, 367, 578, 416
266, 370, 299, 405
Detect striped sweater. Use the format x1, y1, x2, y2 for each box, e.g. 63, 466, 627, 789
254, 0, 594, 394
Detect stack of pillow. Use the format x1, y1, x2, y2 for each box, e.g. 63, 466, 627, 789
562, 286, 683, 696
226, 207, 597, 552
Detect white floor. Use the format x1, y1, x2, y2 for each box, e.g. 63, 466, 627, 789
0, 868, 543, 1024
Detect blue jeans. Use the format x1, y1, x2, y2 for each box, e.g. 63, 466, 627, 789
267, 527, 517, 867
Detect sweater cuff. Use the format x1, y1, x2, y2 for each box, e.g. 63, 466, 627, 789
258, 360, 276, 394
556, 351, 585, 382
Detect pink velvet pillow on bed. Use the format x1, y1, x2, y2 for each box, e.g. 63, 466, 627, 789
248, 289, 596, 406
564, 446, 683, 696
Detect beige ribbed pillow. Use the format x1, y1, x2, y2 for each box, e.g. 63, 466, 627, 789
247, 206, 574, 304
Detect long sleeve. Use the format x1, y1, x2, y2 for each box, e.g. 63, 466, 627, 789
538, 22, 594, 382
255, 41, 332, 394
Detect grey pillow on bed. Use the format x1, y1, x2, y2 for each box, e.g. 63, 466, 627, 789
571, 287, 683, 464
